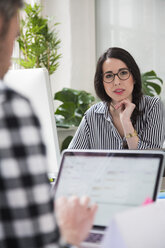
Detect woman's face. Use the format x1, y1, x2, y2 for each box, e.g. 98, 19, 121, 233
102, 58, 134, 104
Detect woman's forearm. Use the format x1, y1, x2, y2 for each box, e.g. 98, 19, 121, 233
121, 119, 139, 149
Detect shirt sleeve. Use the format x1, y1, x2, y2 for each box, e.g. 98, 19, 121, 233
68, 115, 90, 149
137, 98, 165, 149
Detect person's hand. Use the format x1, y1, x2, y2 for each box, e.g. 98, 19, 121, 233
114, 98, 135, 123
55, 196, 98, 246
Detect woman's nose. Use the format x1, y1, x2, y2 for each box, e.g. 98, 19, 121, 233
114, 75, 121, 86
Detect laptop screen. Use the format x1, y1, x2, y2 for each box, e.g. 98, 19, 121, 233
55, 150, 164, 228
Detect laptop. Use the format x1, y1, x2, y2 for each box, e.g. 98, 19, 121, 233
54, 149, 165, 247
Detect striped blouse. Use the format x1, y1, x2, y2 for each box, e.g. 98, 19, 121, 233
69, 95, 165, 150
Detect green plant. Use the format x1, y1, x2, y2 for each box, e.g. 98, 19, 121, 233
141, 70, 163, 96
61, 136, 73, 151
54, 88, 95, 128
16, 3, 61, 75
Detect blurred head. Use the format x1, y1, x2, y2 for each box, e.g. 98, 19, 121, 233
94, 47, 143, 106
0, 0, 23, 79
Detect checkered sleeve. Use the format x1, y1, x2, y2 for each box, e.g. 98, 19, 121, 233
0, 89, 60, 248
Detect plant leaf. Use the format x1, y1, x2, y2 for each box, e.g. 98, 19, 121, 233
54, 88, 78, 103
141, 70, 156, 77
145, 82, 161, 95
61, 136, 73, 151
141, 70, 163, 96
54, 88, 95, 127
55, 102, 76, 119
15, 3, 61, 75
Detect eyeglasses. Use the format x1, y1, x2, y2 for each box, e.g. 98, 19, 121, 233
103, 68, 131, 84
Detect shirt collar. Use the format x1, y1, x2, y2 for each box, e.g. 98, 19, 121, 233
94, 101, 113, 122
94, 101, 109, 114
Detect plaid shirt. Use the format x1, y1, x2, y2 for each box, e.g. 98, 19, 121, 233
0, 82, 60, 248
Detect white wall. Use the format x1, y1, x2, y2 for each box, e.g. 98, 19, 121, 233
41, 0, 71, 96
41, 0, 96, 103
69, 0, 96, 95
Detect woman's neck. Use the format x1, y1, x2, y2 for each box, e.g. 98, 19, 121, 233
109, 102, 119, 117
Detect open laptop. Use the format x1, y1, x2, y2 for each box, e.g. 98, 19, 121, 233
54, 149, 165, 247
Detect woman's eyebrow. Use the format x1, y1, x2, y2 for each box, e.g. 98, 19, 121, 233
104, 70, 113, 74
104, 67, 128, 74
118, 67, 128, 71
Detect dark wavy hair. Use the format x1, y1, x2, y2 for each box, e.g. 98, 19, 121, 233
0, 0, 23, 38
94, 47, 143, 126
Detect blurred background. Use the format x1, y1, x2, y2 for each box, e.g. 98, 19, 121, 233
12, 0, 165, 103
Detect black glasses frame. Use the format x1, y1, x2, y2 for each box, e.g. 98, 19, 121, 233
103, 68, 131, 84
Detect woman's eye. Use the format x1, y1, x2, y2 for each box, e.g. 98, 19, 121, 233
120, 70, 128, 75
105, 73, 113, 78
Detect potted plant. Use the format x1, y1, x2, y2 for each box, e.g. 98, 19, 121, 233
141, 70, 163, 96
54, 88, 95, 150
16, 3, 61, 75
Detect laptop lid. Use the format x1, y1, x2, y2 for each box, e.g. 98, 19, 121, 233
54, 149, 164, 229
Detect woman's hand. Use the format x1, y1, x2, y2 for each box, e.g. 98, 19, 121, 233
114, 98, 135, 123
114, 98, 139, 149
55, 196, 98, 246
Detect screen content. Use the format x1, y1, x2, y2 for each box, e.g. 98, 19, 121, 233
56, 154, 160, 226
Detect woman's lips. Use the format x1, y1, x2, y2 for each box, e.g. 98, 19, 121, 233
113, 89, 125, 95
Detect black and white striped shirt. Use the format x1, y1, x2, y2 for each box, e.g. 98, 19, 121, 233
69, 95, 165, 150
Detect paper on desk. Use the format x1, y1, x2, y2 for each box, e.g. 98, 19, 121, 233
101, 219, 127, 248
101, 202, 165, 248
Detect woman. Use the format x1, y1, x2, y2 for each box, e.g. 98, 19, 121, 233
69, 47, 165, 149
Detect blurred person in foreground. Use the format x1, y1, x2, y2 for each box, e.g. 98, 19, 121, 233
0, 1, 97, 247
